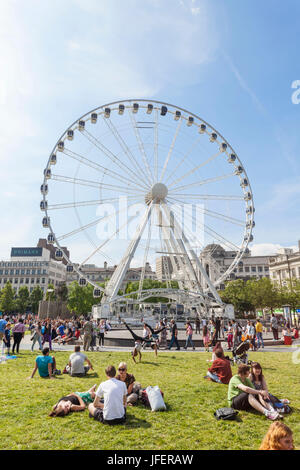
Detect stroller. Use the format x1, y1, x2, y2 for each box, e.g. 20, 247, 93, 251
232, 340, 250, 364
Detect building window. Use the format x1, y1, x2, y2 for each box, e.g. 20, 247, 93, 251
25, 278, 29, 284
251, 267, 256, 272
42, 278, 45, 284
21, 269, 25, 275
0, 270, 2, 275
258, 266, 263, 272
31, 278, 35, 284
14, 279, 18, 284
32, 269, 36, 275
10, 270, 14, 275
245, 267, 250, 272
264, 266, 269, 271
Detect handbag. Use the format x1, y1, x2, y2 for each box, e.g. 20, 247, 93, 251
214, 407, 238, 420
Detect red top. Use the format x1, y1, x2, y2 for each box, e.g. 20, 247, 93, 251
208, 358, 232, 384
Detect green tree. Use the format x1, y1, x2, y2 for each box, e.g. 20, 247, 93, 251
29, 286, 44, 314
56, 283, 68, 302
15, 286, 30, 314
0, 282, 15, 314
220, 279, 254, 316
67, 282, 95, 316
246, 278, 279, 316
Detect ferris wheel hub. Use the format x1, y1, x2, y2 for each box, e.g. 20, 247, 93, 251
145, 182, 168, 204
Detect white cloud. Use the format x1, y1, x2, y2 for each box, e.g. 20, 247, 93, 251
251, 243, 298, 256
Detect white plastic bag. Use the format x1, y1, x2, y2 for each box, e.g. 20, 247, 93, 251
146, 385, 166, 411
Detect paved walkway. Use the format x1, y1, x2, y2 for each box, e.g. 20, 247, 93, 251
16, 331, 300, 354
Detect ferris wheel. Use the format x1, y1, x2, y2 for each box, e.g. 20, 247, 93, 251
40, 99, 254, 311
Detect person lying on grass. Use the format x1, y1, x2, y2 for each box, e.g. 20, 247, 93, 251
49, 385, 97, 417
250, 362, 290, 413
204, 349, 232, 384
260, 422, 294, 450
28, 347, 60, 379
228, 364, 280, 421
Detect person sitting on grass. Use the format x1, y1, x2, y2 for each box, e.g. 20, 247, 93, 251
228, 364, 280, 420
49, 385, 97, 417
204, 349, 232, 384
65, 345, 94, 377
116, 362, 139, 405
88, 365, 127, 425
250, 362, 290, 413
259, 422, 294, 450
28, 347, 60, 379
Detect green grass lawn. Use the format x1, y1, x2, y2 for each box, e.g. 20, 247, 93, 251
0, 350, 299, 450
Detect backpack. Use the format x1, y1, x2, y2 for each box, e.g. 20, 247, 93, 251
214, 407, 238, 421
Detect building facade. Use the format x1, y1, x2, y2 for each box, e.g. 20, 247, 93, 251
269, 242, 300, 286
66, 261, 156, 291
0, 243, 67, 295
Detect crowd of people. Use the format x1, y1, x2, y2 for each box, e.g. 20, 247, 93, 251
0, 315, 112, 355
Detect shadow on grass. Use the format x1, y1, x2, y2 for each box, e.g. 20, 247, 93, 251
138, 361, 160, 366
125, 414, 151, 429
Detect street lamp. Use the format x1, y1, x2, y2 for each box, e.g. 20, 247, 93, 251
46, 289, 54, 317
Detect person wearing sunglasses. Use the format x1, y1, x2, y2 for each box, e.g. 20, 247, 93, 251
116, 362, 139, 405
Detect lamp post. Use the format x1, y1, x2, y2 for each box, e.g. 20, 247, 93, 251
46, 289, 54, 318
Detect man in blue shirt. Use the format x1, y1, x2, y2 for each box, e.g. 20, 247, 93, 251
0, 317, 7, 354
28, 347, 58, 379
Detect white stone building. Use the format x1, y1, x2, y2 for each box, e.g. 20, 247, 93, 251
0, 245, 66, 295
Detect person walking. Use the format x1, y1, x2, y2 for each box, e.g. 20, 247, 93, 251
256, 318, 264, 349
195, 316, 201, 335
271, 314, 279, 340
82, 317, 93, 351
31, 321, 43, 352
215, 317, 221, 340
12, 318, 26, 354
184, 321, 195, 350
168, 319, 180, 350
42, 321, 53, 351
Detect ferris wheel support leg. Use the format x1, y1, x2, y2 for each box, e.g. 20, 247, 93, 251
102, 203, 153, 303
161, 202, 224, 307
158, 205, 207, 304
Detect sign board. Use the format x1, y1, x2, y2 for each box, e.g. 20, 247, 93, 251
101, 303, 110, 316
224, 304, 234, 319
11, 247, 43, 257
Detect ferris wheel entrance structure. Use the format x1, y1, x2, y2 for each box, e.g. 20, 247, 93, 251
41, 99, 254, 316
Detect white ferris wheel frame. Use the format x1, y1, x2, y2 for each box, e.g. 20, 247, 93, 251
41, 99, 255, 310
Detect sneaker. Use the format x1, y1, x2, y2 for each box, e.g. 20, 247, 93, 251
280, 399, 290, 404
265, 410, 279, 420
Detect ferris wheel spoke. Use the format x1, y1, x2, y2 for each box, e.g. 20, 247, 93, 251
56, 202, 134, 242
47, 194, 141, 211
164, 135, 202, 184
168, 151, 223, 189
167, 193, 244, 201
63, 148, 142, 190
51, 174, 144, 196
128, 110, 154, 185
159, 118, 183, 183
102, 116, 150, 186
78, 211, 141, 269
168, 200, 242, 251
166, 196, 245, 227
169, 172, 236, 193
80, 129, 149, 191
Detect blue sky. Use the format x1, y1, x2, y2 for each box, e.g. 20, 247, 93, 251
1, 0, 300, 264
